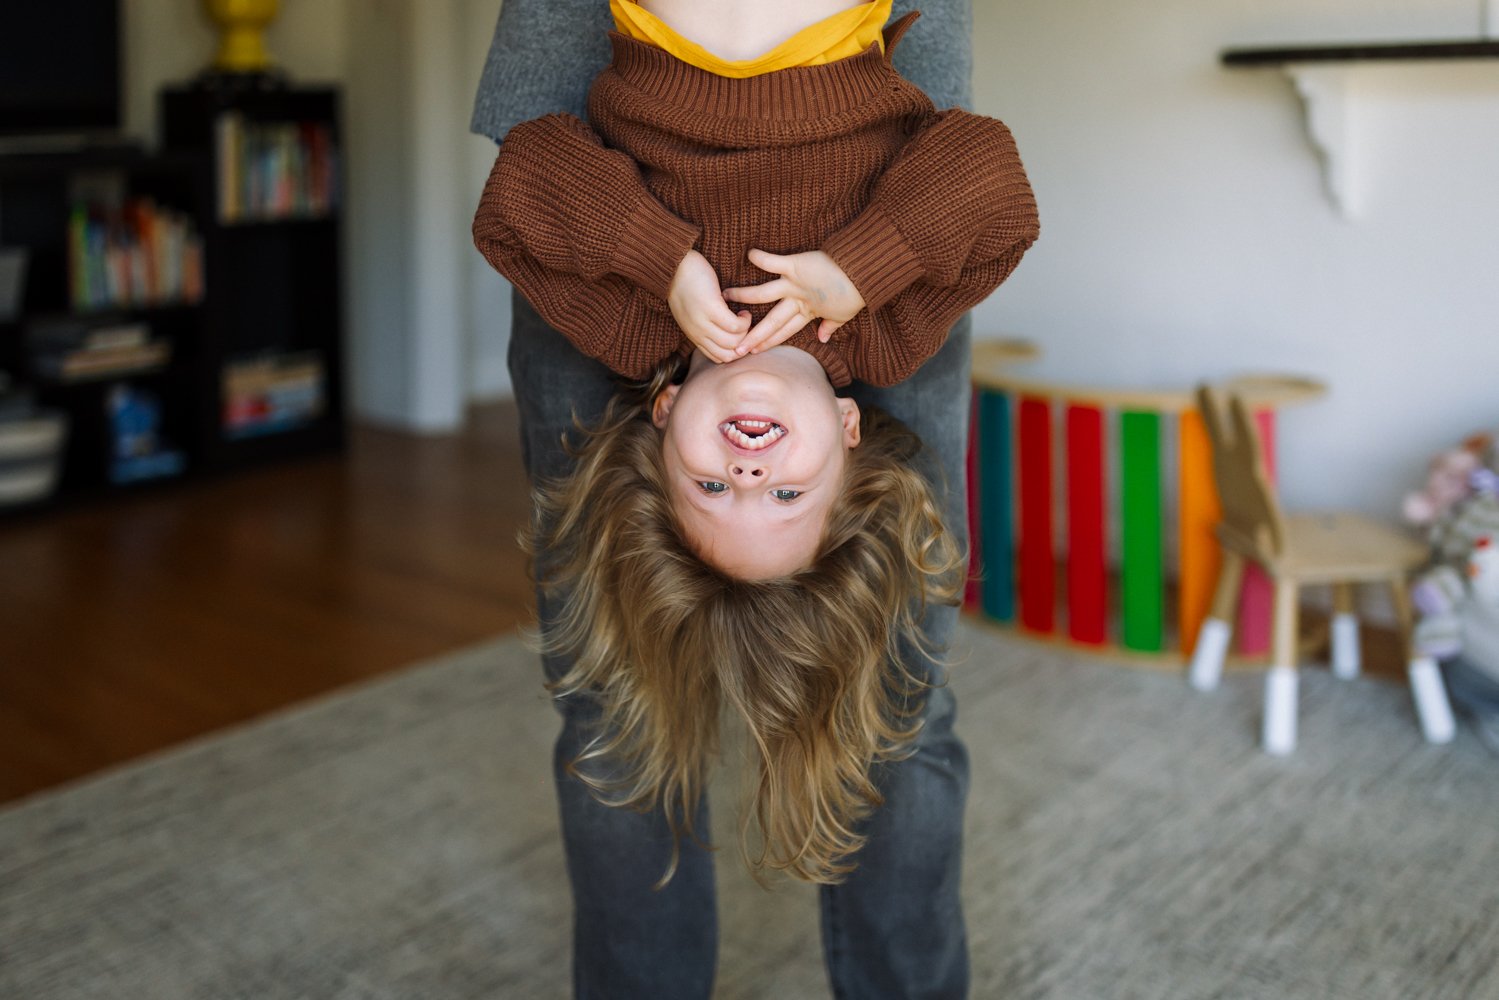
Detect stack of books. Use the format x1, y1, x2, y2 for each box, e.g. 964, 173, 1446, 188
223, 352, 325, 438
214, 113, 339, 223
68, 198, 205, 312
30, 320, 172, 384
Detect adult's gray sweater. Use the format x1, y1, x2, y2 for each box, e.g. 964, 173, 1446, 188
469, 0, 974, 143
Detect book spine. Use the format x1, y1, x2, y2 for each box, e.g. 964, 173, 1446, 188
216, 112, 244, 223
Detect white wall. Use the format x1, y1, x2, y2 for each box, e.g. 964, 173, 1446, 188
970, 0, 1499, 520
344, 0, 413, 428
462, 0, 515, 401
120, 1, 1499, 480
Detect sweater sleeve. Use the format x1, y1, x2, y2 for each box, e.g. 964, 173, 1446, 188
815, 109, 1039, 386
473, 113, 702, 298
475, 214, 688, 380
472, 114, 699, 377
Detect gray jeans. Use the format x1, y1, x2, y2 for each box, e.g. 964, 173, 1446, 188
508, 288, 973, 999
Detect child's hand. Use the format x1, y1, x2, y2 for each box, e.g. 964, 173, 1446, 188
668, 250, 752, 364
724, 249, 867, 356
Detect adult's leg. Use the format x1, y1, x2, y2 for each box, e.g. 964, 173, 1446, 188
820, 316, 973, 999
509, 289, 719, 999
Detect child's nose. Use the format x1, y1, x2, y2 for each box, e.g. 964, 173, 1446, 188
728, 463, 766, 479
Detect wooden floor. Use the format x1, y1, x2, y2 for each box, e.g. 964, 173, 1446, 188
0, 402, 535, 805
0, 401, 1408, 806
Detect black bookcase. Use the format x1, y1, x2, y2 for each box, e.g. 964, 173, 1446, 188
0, 145, 210, 506
0, 84, 346, 516
160, 84, 346, 472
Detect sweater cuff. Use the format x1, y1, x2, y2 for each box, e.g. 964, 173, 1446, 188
822, 205, 926, 314
800, 339, 853, 388
610, 193, 702, 298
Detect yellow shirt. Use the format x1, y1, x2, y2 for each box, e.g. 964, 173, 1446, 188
609, 0, 891, 78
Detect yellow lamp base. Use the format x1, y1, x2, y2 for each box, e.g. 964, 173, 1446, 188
204, 0, 280, 74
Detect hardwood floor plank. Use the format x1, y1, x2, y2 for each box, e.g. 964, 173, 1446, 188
0, 401, 536, 804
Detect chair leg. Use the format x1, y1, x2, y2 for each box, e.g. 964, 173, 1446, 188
1390, 578, 1456, 744
1189, 551, 1244, 692
1331, 582, 1361, 680
1263, 579, 1300, 755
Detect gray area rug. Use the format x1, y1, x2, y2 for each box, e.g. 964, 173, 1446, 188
3, 623, 1497, 999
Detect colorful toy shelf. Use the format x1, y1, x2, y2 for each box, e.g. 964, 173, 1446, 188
966, 338, 1325, 668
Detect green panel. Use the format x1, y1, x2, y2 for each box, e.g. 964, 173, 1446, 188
979, 390, 1014, 622
1120, 410, 1163, 651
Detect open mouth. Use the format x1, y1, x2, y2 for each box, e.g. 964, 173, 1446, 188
719, 418, 786, 451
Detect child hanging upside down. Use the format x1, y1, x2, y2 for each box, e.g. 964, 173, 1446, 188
472, 0, 1038, 884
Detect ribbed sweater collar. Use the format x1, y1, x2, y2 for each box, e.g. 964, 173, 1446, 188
604, 32, 898, 121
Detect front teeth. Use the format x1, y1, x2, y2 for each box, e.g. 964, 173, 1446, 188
721, 420, 786, 450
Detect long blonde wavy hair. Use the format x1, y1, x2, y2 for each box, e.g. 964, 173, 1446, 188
526, 364, 963, 884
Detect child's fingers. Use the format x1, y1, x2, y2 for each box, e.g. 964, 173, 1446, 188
704, 309, 750, 337
737, 299, 807, 355
686, 317, 744, 361
740, 298, 801, 349
723, 278, 791, 305
708, 321, 748, 351
746, 248, 793, 276
709, 313, 747, 337
816, 318, 845, 343
701, 295, 748, 334
691, 332, 740, 365
747, 320, 807, 355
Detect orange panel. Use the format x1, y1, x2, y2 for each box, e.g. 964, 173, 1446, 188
1177, 411, 1221, 652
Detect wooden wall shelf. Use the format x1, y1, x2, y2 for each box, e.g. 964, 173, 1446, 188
1222, 37, 1499, 218
1223, 40, 1499, 67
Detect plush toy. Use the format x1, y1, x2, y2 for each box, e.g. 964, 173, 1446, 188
1412, 562, 1466, 659
1463, 537, 1499, 676
1403, 434, 1492, 526
1413, 535, 1499, 679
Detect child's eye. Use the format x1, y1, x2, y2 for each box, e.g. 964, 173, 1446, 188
698, 481, 728, 494
772, 489, 802, 502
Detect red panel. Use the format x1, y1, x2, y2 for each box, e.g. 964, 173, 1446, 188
1066, 405, 1107, 645
1018, 396, 1055, 633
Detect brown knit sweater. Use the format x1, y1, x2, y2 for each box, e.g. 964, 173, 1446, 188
472, 14, 1038, 387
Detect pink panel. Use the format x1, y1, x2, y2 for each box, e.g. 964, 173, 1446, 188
1237, 409, 1277, 655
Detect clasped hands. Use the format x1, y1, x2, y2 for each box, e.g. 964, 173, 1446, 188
667, 248, 866, 365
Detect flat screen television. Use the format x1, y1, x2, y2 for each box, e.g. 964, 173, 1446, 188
0, 2, 121, 139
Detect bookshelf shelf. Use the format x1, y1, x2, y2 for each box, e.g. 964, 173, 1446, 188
0, 83, 346, 516
161, 84, 346, 475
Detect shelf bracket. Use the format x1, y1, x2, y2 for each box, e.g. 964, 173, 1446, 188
1285, 64, 1365, 219
1224, 36, 1499, 219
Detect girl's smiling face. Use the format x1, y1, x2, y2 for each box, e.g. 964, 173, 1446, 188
652, 347, 861, 580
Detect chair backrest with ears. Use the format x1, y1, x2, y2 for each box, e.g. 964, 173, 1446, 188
1196, 385, 1287, 561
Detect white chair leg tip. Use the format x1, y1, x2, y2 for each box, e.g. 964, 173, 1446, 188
1262, 665, 1299, 755
1188, 619, 1231, 693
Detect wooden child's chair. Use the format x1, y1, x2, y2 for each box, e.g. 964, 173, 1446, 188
1186, 386, 1456, 755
